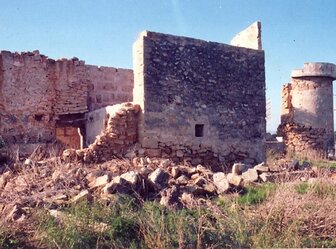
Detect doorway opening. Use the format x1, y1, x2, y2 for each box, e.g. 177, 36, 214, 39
55, 113, 86, 149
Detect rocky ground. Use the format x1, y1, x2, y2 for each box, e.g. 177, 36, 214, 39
1, 150, 335, 224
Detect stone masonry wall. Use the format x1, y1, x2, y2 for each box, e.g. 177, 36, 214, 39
0, 50, 133, 150
53, 59, 88, 115
63, 102, 140, 162
278, 122, 327, 155
133, 31, 266, 166
278, 75, 334, 155
1, 51, 59, 145
280, 83, 292, 124
86, 66, 133, 111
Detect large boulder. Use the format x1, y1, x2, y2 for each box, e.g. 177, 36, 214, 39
148, 168, 170, 190
242, 168, 259, 183
213, 172, 230, 194
120, 171, 140, 189
227, 173, 244, 187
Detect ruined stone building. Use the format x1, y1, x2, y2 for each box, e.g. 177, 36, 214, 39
278, 62, 336, 156
0, 22, 266, 165
133, 26, 265, 165
0, 51, 133, 153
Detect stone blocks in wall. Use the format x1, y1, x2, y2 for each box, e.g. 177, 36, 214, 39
133, 31, 266, 165
86, 66, 133, 111
278, 63, 336, 155
0, 50, 134, 151
278, 122, 327, 156
67, 102, 140, 162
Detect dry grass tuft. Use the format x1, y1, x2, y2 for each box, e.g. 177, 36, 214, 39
249, 179, 336, 248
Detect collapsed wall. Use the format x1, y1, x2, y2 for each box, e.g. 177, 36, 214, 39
133, 30, 266, 165
278, 62, 336, 156
63, 102, 140, 162
0, 50, 133, 153
1, 24, 267, 164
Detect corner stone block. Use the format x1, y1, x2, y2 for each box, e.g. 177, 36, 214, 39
230, 21, 262, 50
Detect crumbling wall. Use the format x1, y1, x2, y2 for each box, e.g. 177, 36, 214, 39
0, 50, 134, 153
278, 63, 336, 155
85, 104, 135, 146
280, 83, 292, 124
53, 59, 88, 115
0, 51, 57, 146
133, 31, 266, 165
64, 102, 140, 162
86, 66, 133, 111
278, 122, 327, 155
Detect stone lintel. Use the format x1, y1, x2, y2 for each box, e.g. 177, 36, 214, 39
291, 62, 336, 79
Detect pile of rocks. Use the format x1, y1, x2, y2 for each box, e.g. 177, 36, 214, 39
1, 154, 321, 222
62, 103, 140, 163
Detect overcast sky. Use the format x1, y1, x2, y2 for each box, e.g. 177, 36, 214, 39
1, 0, 336, 132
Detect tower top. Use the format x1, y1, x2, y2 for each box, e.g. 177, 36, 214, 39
291, 62, 336, 79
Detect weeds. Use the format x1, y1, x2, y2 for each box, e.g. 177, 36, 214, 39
295, 182, 309, 194
37, 197, 141, 249
295, 180, 336, 199
2, 153, 336, 248
237, 183, 277, 205
250, 181, 336, 248
3, 179, 335, 249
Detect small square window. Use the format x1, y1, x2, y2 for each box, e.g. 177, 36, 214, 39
34, 114, 43, 121
195, 124, 204, 137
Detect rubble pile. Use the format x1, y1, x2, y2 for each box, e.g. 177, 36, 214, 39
62, 102, 140, 163
0, 155, 327, 222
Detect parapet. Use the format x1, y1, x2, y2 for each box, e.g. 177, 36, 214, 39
291, 62, 336, 79
230, 21, 262, 50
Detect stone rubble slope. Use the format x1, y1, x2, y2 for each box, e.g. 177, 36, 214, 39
62, 102, 140, 163
1, 154, 332, 223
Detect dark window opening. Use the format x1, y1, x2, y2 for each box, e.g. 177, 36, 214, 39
34, 114, 43, 121
195, 124, 204, 137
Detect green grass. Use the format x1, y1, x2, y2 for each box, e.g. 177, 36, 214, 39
2, 181, 335, 248
37, 196, 141, 249
295, 181, 336, 199
37, 198, 245, 249
295, 182, 309, 194
236, 183, 277, 205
